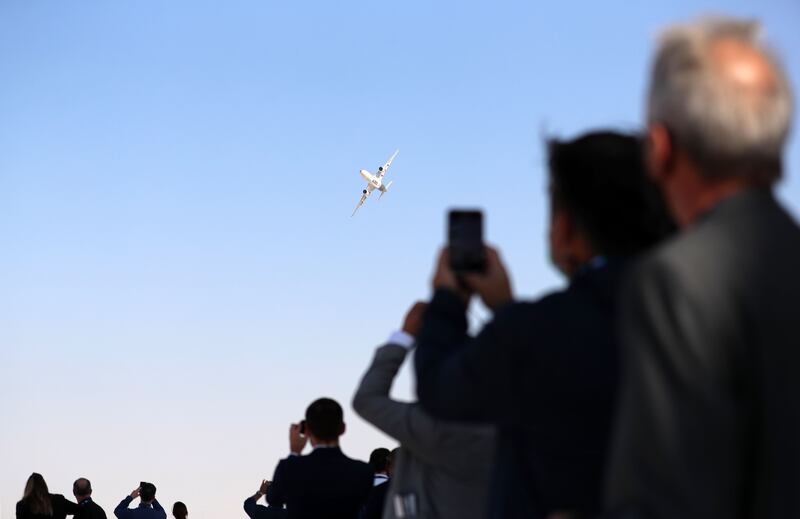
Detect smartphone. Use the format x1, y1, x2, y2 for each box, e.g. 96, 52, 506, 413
448, 209, 486, 273
299, 420, 306, 435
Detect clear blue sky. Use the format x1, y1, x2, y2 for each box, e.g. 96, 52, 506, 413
1, 1, 798, 518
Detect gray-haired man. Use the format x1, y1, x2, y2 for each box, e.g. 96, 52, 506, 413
606, 16, 799, 519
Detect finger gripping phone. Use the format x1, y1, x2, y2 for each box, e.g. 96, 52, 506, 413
448, 209, 486, 273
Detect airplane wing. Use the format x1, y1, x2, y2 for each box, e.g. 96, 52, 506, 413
351, 189, 371, 217
375, 149, 399, 180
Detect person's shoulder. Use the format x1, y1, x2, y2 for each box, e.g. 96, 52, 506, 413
340, 454, 373, 475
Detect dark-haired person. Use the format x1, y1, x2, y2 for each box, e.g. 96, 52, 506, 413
606, 17, 800, 519
113, 483, 165, 519
360, 448, 398, 519
266, 398, 373, 519
414, 130, 675, 519
73, 478, 107, 519
367, 448, 391, 487
244, 480, 287, 519
17, 473, 80, 519
171, 502, 187, 519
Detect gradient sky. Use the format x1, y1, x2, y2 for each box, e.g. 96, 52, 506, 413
2, 1, 799, 518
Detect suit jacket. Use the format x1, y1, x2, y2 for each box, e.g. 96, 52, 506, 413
361, 481, 390, 519
415, 260, 627, 518
17, 495, 80, 519
113, 498, 166, 519
353, 344, 495, 519
606, 189, 800, 519
243, 496, 287, 519
76, 499, 107, 519
266, 447, 373, 519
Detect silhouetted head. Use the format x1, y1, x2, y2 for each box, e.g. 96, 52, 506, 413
22, 473, 53, 516
73, 478, 92, 501
140, 483, 157, 504
304, 398, 345, 443
547, 130, 675, 276
172, 501, 188, 519
387, 448, 400, 477
368, 448, 391, 475
645, 16, 793, 225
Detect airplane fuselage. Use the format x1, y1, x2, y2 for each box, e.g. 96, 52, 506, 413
360, 169, 386, 192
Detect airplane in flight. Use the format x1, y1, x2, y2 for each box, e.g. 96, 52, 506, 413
352, 149, 399, 217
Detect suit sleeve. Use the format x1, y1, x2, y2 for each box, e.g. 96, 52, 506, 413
151, 500, 166, 519
113, 498, 133, 519
266, 460, 288, 507
243, 497, 258, 519
605, 258, 747, 519
353, 344, 453, 465
59, 496, 81, 516
414, 288, 516, 422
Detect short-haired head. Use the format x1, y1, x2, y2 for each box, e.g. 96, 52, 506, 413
304, 398, 345, 442
547, 130, 675, 258
73, 478, 92, 499
140, 482, 157, 503
368, 448, 391, 474
172, 501, 188, 519
648, 16, 793, 184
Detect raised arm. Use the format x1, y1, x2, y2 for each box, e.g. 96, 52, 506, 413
113, 497, 133, 519
414, 247, 516, 421
151, 500, 166, 519
265, 460, 288, 508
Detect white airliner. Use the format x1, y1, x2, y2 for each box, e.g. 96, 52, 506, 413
352, 150, 399, 217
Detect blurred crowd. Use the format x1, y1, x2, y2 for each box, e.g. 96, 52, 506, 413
16, 13, 798, 519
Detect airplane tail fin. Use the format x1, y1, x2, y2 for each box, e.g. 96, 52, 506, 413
379, 181, 393, 200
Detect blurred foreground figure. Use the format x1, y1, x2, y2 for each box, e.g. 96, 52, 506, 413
17, 473, 80, 519
114, 483, 166, 519
354, 302, 495, 519
605, 16, 799, 519
73, 478, 107, 519
267, 398, 373, 519
415, 131, 674, 518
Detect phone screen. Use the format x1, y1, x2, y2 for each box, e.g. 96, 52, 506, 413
448, 210, 486, 273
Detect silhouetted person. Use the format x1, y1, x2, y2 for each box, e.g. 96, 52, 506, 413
367, 448, 391, 487
17, 473, 80, 519
605, 16, 800, 519
354, 302, 495, 519
73, 478, 107, 519
361, 448, 398, 519
243, 480, 287, 519
414, 131, 674, 518
266, 398, 373, 519
114, 483, 165, 519
170, 503, 186, 519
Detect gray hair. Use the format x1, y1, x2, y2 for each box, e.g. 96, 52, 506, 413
647, 16, 794, 183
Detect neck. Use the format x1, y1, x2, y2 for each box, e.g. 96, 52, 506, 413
77, 496, 90, 503
310, 439, 339, 448
672, 171, 753, 228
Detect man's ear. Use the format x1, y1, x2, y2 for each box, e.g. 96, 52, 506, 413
646, 123, 675, 184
